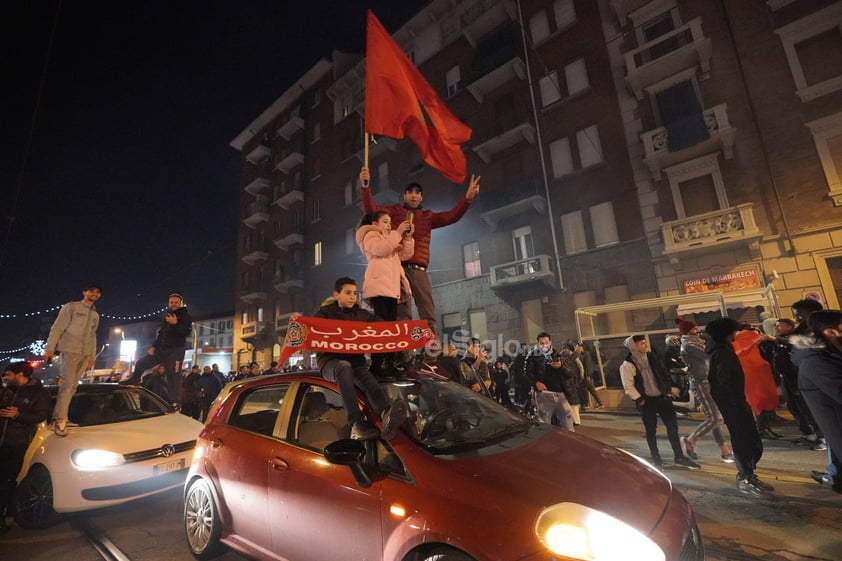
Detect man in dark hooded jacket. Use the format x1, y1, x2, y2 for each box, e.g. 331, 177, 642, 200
0, 362, 51, 532
791, 310, 842, 493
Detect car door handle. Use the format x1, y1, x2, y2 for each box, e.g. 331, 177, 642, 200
270, 457, 289, 471
209, 438, 222, 448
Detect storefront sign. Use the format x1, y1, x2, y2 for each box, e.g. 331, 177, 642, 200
683, 268, 762, 294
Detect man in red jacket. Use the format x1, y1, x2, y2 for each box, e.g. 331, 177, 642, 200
359, 166, 480, 337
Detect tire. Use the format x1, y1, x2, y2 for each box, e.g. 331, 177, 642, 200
420, 546, 475, 561
184, 478, 225, 560
14, 465, 60, 529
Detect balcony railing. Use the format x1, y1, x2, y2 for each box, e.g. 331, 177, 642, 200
245, 142, 271, 164
275, 313, 293, 333
240, 320, 271, 341
273, 269, 304, 293
239, 289, 268, 305
241, 250, 269, 265
276, 106, 304, 140
274, 150, 305, 175
273, 227, 304, 251
473, 113, 536, 163
624, 17, 712, 100
490, 254, 557, 289
460, 0, 517, 46
641, 103, 736, 179
465, 27, 525, 102
480, 177, 546, 228
272, 185, 304, 210
355, 136, 396, 162
243, 197, 270, 229
661, 203, 762, 257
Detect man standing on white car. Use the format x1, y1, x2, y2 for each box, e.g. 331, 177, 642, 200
44, 283, 101, 436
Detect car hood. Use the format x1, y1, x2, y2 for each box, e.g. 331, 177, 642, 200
426, 424, 674, 535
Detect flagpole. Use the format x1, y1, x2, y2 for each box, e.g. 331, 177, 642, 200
363, 132, 370, 188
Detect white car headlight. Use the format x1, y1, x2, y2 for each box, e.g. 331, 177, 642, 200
71, 449, 126, 468
535, 502, 665, 561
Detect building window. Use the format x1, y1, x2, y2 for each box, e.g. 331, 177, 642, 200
312, 88, 321, 107
564, 58, 588, 96
345, 228, 356, 255
806, 111, 842, 206
561, 211, 587, 254
312, 198, 321, 222
663, 153, 728, 218
529, 10, 550, 44
446, 65, 462, 98
550, 137, 574, 178
468, 309, 488, 343
590, 202, 619, 247
241, 311, 248, 325
512, 226, 535, 260
463, 241, 481, 278
312, 158, 321, 180
539, 71, 562, 107
577, 125, 603, 168
312, 123, 320, 143
441, 312, 462, 345
553, 0, 576, 31
314, 242, 322, 266
774, 3, 842, 102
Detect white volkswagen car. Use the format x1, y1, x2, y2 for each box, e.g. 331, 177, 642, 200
15, 383, 203, 528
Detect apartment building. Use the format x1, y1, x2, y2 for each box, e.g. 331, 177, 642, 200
230, 0, 842, 382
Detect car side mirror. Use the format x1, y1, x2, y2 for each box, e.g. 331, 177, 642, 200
324, 439, 372, 488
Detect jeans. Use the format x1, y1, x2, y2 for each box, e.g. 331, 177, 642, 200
321, 359, 388, 425
535, 390, 574, 431
157, 346, 186, 405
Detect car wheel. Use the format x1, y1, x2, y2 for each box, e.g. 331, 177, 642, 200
184, 478, 224, 559
419, 547, 475, 561
14, 465, 60, 529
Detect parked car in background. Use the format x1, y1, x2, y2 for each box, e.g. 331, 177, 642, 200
183, 372, 704, 561
15, 384, 203, 528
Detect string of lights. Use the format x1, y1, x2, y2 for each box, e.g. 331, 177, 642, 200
0, 306, 167, 320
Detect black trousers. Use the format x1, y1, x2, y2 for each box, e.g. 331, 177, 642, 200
0, 445, 26, 516
640, 395, 683, 460
717, 399, 763, 479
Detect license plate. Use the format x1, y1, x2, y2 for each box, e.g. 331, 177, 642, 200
153, 458, 185, 475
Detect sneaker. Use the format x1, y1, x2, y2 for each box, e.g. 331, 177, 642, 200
350, 420, 379, 440
811, 439, 828, 451
681, 436, 698, 460
380, 399, 408, 441
650, 456, 664, 470
674, 455, 701, 470
54, 418, 68, 437
749, 475, 774, 492
593, 403, 604, 410
810, 470, 834, 486
800, 432, 818, 444
737, 477, 769, 497
758, 428, 781, 440
720, 453, 736, 463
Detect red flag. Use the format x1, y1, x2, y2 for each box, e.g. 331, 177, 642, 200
365, 10, 472, 183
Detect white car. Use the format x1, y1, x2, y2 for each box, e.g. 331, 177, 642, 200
15, 383, 204, 528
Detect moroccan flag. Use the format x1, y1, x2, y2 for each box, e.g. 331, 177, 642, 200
365, 10, 472, 183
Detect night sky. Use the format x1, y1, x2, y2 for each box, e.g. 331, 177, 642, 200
0, 1, 426, 352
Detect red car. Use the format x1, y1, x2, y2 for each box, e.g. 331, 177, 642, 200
183, 372, 703, 561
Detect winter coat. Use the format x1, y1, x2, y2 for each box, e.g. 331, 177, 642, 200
355, 224, 414, 302
154, 307, 193, 349
791, 335, 842, 462
0, 377, 52, 447
313, 301, 379, 370
46, 300, 99, 357
361, 188, 472, 268
680, 333, 710, 384
733, 330, 779, 415
705, 337, 747, 406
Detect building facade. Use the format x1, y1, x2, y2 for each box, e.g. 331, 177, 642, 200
230, 0, 842, 384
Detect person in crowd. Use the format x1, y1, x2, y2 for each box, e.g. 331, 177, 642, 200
152, 294, 193, 408
44, 283, 101, 436
791, 310, 842, 494
359, 166, 479, 339
491, 359, 512, 406
122, 346, 158, 385
705, 318, 773, 496
356, 209, 415, 377
291, 277, 407, 440
526, 332, 575, 431
511, 343, 532, 409
675, 318, 735, 463
211, 363, 226, 386
142, 364, 168, 401
733, 325, 781, 439
248, 362, 262, 377
263, 361, 283, 376
459, 338, 492, 396
0, 362, 51, 533
663, 334, 691, 406
197, 365, 224, 422
234, 365, 250, 380
619, 335, 700, 470
573, 342, 603, 409
559, 344, 584, 425
793, 298, 825, 335
759, 318, 825, 449
180, 365, 201, 420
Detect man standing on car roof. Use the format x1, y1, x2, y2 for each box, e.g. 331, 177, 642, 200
152, 293, 193, 409
44, 283, 101, 437
0, 362, 51, 533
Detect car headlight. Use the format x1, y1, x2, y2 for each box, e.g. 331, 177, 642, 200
535, 503, 665, 561
71, 449, 126, 468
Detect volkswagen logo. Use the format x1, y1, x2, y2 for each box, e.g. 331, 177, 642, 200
161, 444, 176, 457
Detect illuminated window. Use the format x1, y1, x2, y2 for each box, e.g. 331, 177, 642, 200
463, 241, 481, 278
314, 242, 323, 266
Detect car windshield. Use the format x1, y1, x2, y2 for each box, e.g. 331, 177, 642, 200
66, 385, 173, 426
381, 377, 534, 453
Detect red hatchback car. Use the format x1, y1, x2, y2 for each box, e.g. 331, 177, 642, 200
183, 372, 704, 561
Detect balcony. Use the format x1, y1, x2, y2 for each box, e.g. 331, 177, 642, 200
490, 254, 557, 289
244, 176, 270, 196
274, 150, 305, 175
480, 177, 546, 229
465, 27, 525, 103
609, 0, 656, 26
641, 103, 736, 179
245, 142, 271, 164
275, 312, 293, 333
240, 320, 272, 342
272, 185, 304, 210
460, 0, 517, 46
241, 250, 269, 266
239, 287, 268, 305
273, 226, 304, 251
243, 197, 270, 229
624, 17, 712, 100
661, 203, 762, 260
473, 114, 536, 163
276, 106, 304, 140
273, 269, 304, 293
355, 136, 397, 162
